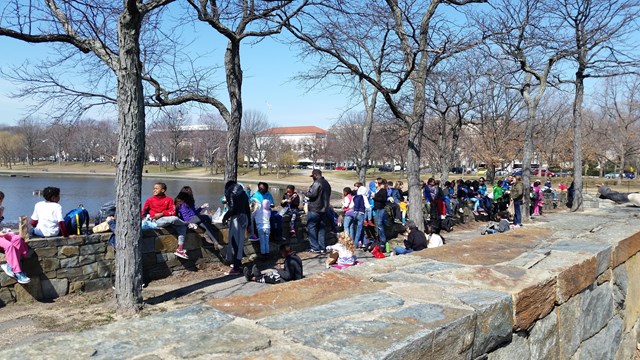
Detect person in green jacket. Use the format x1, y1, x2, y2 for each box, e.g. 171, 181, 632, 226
510, 175, 524, 226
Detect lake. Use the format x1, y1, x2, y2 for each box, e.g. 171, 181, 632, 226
0, 174, 290, 225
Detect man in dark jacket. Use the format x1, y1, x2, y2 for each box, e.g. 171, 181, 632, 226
222, 180, 252, 275
305, 169, 332, 252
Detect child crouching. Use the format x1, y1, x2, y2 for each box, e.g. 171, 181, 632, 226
244, 244, 303, 284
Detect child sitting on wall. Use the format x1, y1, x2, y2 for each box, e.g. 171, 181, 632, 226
0, 192, 31, 284
30, 187, 68, 238
243, 244, 303, 284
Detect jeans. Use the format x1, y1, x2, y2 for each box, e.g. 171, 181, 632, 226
374, 208, 387, 245
394, 246, 413, 255
258, 227, 270, 255
353, 211, 365, 247
306, 211, 327, 251
288, 208, 299, 229
155, 216, 187, 244
343, 214, 354, 240
189, 214, 220, 245
226, 214, 248, 269
513, 199, 522, 225
364, 208, 372, 221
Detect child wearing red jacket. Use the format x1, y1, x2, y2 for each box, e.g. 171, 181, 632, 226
142, 183, 189, 259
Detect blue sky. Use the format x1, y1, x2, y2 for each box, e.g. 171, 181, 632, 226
0, 30, 357, 130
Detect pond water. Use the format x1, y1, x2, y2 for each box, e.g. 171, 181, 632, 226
0, 174, 290, 225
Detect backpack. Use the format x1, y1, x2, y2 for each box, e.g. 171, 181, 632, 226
95, 200, 116, 224
65, 205, 90, 235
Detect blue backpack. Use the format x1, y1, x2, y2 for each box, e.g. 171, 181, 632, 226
65, 205, 90, 235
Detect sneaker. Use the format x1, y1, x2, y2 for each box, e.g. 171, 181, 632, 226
473, 210, 479, 216
224, 268, 242, 276
325, 263, 330, 269
305, 248, 320, 253
187, 223, 199, 230
249, 235, 260, 241
15, 272, 30, 285
243, 267, 252, 282
1, 263, 15, 278
174, 249, 189, 259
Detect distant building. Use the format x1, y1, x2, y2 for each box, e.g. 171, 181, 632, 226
258, 126, 334, 164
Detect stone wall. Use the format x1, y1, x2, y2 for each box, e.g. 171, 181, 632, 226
0, 226, 276, 306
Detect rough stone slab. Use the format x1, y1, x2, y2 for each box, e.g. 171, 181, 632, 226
613, 263, 628, 314
14, 276, 42, 302
597, 268, 612, 285
25, 239, 50, 249
581, 282, 614, 341
69, 280, 84, 293
549, 240, 612, 276
575, 315, 623, 360
507, 250, 550, 269
78, 254, 96, 266
388, 283, 471, 309
65, 236, 86, 245
258, 292, 405, 330
532, 251, 597, 304
343, 255, 425, 279
173, 323, 271, 358
42, 257, 61, 271
0, 273, 17, 287
456, 290, 513, 356
58, 245, 79, 258
487, 332, 530, 360
56, 267, 85, 280
0, 287, 15, 305
512, 275, 557, 331
0, 305, 233, 359
557, 291, 582, 359
40, 278, 69, 299
33, 247, 58, 258
209, 272, 385, 320
612, 231, 640, 268
155, 235, 178, 253
412, 228, 552, 266
621, 253, 640, 331
80, 243, 106, 256
84, 278, 111, 292
399, 260, 464, 274
529, 309, 558, 360
60, 257, 78, 268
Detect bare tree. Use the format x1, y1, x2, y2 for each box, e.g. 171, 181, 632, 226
0, 131, 22, 169
0, 0, 181, 313
551, 0, 640, 210
16, 117, 44, 165
287, 0, 486, 230
241, 110, 273, 176
151, 108, 189, 168
197, 113, 227, 175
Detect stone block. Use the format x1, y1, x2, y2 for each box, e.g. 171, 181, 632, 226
145, 264, 172, 281
155, 235, 178, 253
42, 257, 61, 272
513, 276, 557, 331
14, 276, 42, 302
65, 236, 85, 245
78, 255, 96, 266
84, 278, 111, 292
456, 290, 513, 357
209, 272, 385, 320
58, 246, 79, 258
82, 263, 99, 276
529, 310, 558, 360
142, 253, 156, 267
621, 253, 640, 331
613, 263, 628, 313
21, 256, 43, 275
581, 283, 614, 341
69, 281, 85, 293
139, 236, 156, 254
612, 231, 640, 268
575, 315, 623, 360
25, 239, 51, 249
172, 323, 271, 358
105, 246, 115, 260
597, 268, 612, 285
549, 240, 612, 276
0, 287, 15, 305
557, 256, 597, 304
60, 257, 78, 268
41, 278, 69, 299
258, 292, 405, 330
80, 243, 106, 256
56, 267, 85, 280
0, 273, 17, 287
84, 234, 105, 244
96, 261, 112, 278
184, 233, 203, 250
33, 247, 58, 258
487, 332, 530, 360
557, 292, 582, 359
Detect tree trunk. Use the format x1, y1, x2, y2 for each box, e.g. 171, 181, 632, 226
114, 1, 145, 314
224, 40, 242, 182
437, 114, 450, 182
406, 116, 425, 231
358, 80, 377, 183
521, 100, 536, 222
572, 73, 585, 212
617, 151, 624, 186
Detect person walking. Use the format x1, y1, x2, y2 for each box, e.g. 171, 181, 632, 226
305, 169, 332, 253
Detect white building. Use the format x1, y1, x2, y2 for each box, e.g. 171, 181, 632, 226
258, 126, 334, 164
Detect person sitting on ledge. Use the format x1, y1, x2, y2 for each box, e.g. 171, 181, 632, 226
596, 184, 640, 207
0, 229, 31, 284
30, 186, 68, 238
394, 220, 427, 255
175, 186, 224, 251
142, 182, 189, 259
243, 244, 303, 284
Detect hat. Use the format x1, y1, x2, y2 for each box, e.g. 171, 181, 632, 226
310, 169, 322, 177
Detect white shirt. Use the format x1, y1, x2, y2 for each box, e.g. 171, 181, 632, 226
31, 201, 64, 237
427, 233, 444, 248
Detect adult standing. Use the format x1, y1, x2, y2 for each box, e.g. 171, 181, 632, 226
305, 169, 332, 253
222, 180, 252, 275
373, 178, 388, 250
510, 175, 524, 227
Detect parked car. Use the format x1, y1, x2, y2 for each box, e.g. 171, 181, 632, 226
393, 165, 404, 172
450, 166, 464, 174
604, 173, 620, 179
512, 168, 523, 176
533, 169, 555, 177
625, 172, 636, 179
335, 166, 346, 170
378, 165, 392, 172
495, 169, 509, 177
477, 168, 487, 176
346, 165, 357, 171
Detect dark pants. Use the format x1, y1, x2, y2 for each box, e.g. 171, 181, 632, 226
374, 208, 387, 245
513, 199, 522, 226
307, 211, 327, 251
189, 214, 219, 245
